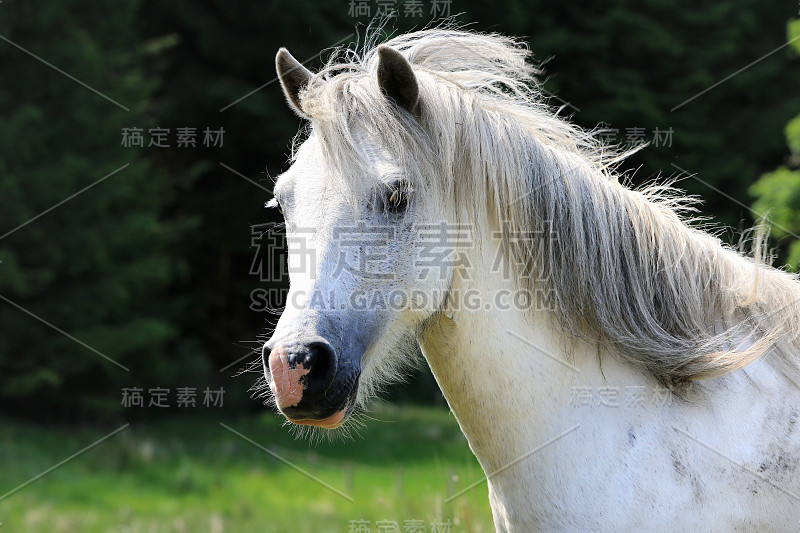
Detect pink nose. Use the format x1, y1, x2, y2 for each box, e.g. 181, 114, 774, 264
268, 343, 309, 410
266, 341, 348, 429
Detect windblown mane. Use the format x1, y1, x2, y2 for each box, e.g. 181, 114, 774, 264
296, 28, 800, 386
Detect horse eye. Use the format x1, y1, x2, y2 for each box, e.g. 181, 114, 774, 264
385, 186, 410, 213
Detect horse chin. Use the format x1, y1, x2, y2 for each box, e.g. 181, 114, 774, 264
286, 407, 349, 429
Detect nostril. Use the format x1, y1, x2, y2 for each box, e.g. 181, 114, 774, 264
305, 341, 337, 392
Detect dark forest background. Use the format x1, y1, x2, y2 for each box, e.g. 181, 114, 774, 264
1, 1, 799, 421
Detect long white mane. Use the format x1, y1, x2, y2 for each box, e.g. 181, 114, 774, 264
295, 28, 800, 387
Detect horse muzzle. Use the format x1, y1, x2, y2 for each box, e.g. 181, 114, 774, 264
265, 338, 357, 428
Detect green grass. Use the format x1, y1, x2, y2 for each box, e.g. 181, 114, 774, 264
0, 405, 494, 532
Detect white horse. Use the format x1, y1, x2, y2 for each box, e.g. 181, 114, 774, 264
261, 29, 800, 531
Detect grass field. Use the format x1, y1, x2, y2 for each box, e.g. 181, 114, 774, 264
0, 404, 494, 532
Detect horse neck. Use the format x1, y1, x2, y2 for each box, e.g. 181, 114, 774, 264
417, 223, 654, 471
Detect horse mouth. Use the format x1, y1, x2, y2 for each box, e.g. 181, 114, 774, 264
286, 404, 350, 428
272, 369, 360, 430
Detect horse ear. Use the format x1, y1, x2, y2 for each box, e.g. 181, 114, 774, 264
376, 45, 419, 116
276, 47, 312, 117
